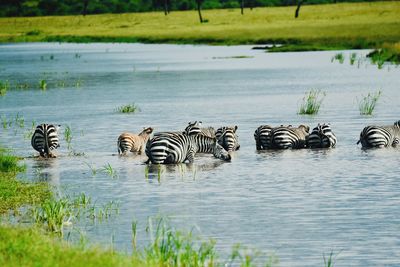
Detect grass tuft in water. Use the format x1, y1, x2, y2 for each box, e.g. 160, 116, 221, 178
38, 79, 47, 90
64, 125, 72, 150
358, 90, 382, 115
116, 103, 139, 114
331, 52, 345, 64
0, 80, 10, 96
349, 52, 358, 65
298, 89, 325, 115
101, 163, 118, 179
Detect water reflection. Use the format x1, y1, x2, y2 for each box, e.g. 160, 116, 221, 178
31, 157, 60, 187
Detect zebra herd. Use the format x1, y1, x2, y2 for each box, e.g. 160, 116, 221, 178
31, 120, 400, 163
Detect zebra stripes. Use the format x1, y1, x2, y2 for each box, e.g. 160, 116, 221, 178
184, 121, 216, 138
357, 121, 400, 148
31, 124, 60, 158
271, 125, 309, 149
254, 125, 273, 150
145, 132, 231, 164
117, 127, 153, 155
307, 123, 337, 148
215, 126, 240, 152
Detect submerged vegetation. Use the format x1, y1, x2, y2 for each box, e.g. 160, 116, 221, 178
298, 89, 325, 115
0, 2, 399, 50
358, 90, 382, 115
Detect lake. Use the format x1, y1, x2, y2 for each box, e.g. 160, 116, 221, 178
1, 43, 399, 266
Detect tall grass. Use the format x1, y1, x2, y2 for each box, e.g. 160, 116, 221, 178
298, 89, 325, 115
358, 90, 382, 115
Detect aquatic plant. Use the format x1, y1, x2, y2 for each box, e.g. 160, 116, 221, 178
324, 251, 339, 267
0, 80, 10, 96
84, 162, 97, 176
298, 89, 325, 115
116, 103, 139, 114
14, 113, 25, 128
1, 115, 11, 129
358, 90, 381, 115
39, 79, 47, 90
32, 198, 72, 235
101, 163, 118, 179
331, 53, 345, 64
64, 125, 73, 150
132, 220, 138, 251
349, 52, 358, 65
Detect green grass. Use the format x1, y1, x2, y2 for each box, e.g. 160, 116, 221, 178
298, 89, 325, 115
367, 42, 400, 68
0, 2, 399, 50
116, 103, 139, 114
358, 90, 381, 115
0, 80, 10, 96
0, 149, 51, 214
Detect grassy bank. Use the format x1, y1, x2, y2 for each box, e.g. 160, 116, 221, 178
0, 1, 399, 50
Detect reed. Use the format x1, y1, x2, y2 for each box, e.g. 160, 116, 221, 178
38, 79, 47, 90
0, 80, 10, 96
101, 163, 118, 179
116, 103, 139, 114
64, 125, 72, 150
358, 90, 381, 115
298, 89, 325, 115
331, 53, 345, 64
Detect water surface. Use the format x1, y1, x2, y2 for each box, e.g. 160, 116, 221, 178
1, 43, 400, 266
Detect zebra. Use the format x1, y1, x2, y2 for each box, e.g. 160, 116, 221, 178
357, 120, 400, 148
307, 123, 337, 148
270, 125, 310, 149
254, 125, 273, 150
215, 126, 240, 152
184, 121, 216, 138
145, 132, 231, 164
31, 124, 61, 158
117, 127, 153, 155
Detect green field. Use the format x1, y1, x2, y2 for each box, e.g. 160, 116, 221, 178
0, 1, 399, 49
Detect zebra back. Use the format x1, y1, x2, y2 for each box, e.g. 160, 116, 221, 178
146, 132, 193, 164
307, 123, 337, 148
216, 126, 240, 152
185, 121, 216, 138
254, 125, 273, 150
271, 125, 309, 149
31, 124, 60, 158
358, 122, 400, 148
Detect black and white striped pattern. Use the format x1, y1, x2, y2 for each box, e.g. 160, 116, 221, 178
31, 124, 60, 158
271, 125, 309, 149
145, 132, 231, 164
254, 125, 273, 150
215, 126, 240, 152
184, 121, 216, 138
357, 121, 400, 148
307, 123, 337, 148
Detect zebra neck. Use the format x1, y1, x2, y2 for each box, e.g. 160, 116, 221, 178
191, 135, 214, 153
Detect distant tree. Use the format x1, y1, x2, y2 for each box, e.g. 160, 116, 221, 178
294, 0, 304, 18
195, 0, 204, 23
82, 0, 89, 16
240, 0, 244, 14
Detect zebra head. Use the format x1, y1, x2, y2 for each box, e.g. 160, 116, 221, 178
140, 127, 154, 135
213, 141, 231, 162
185, 121, 202, 135
394, 120, 400, 128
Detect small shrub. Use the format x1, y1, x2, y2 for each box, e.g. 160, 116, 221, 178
298, 89, 325, 115
358, 90, 382, 115
116, 103, 139, 114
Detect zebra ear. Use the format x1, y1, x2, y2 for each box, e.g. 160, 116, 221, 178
146, 127, 153, 134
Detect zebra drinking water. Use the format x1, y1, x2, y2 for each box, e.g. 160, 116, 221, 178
145, 132, 231, 164
31, 124, 61, 158
307, 123, 337, 148
357, 120, 400, 148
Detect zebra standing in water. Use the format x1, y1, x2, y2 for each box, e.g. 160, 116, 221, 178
254, 125, 273, 150
117, 127, 153, 155
357, 120, 400, 148
271, 125, 310, 149
31, 124, 61, 158
184, 121, 216, 137
307, 123, 337, 148
215, 126, 240, 152
145, 132, 231, 164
